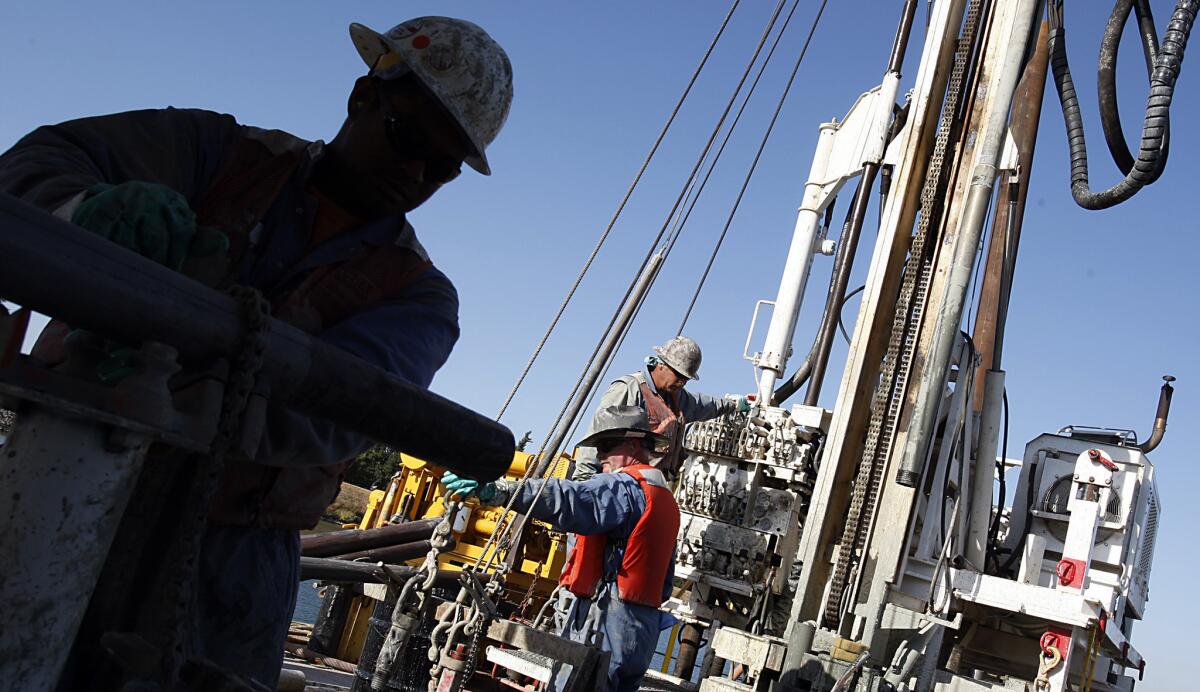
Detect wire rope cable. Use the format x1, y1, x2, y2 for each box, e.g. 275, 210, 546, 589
472, 1, 797, 574
494, 0, 743, 420
502, 0, 792, 463
677, 0, 833, 334
567, 0, 825, 445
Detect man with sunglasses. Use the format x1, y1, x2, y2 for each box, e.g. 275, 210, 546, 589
442, 406, 680, 692
574, 336, 753, 481
0, 16, 512, 688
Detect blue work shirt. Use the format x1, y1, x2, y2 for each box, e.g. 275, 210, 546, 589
510, 472, 675, 692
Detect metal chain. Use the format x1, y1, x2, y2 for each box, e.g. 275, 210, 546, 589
517, 552, 549, 620
157, 285, 271, 686
822, 0, 984, 630
372, 501, 460, 690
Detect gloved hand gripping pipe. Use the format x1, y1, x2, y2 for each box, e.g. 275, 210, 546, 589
1049, 0, 1196, 210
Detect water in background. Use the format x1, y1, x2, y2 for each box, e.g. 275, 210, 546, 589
292, 519, 345, 624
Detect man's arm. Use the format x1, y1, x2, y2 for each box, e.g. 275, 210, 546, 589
254, 270, 460, 466
505, 473, 644, 536
572, 376, 642, 481
0, 108, 238, 214
681, 388, 736, 422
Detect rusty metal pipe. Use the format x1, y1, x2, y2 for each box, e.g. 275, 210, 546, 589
298, 556, 459, 585
333, 540, 433, 564
1137, 375, 1175, 453
0, 194, 514, 481
301, 518, 440, 558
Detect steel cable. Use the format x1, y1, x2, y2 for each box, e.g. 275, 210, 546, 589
494, 0, 743, 421
473, 0, 794, 575
677, 0, 833, 334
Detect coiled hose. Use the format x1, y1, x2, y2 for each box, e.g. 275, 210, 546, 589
1049, 0, 1196, 209
1099, 0, 1170, 179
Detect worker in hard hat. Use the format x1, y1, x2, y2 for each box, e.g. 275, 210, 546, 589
442, 406, 679, 692
0, 16, 512, 688
574, 335, 752, 481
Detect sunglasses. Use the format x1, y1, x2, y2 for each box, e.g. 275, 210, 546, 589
380, 110, 464, 186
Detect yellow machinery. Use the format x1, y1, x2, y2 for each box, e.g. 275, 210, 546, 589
332, 451, 572, 663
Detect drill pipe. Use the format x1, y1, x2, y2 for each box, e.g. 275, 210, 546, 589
0, 193, 514, 481
333, 540, 433, 564
301, 519, 440, 558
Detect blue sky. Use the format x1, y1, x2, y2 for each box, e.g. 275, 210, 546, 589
2, 1, 1196, 686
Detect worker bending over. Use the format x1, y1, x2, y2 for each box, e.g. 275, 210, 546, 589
0, 16, 512, 688
574, 336, 751, 480
443, 406, 679, 692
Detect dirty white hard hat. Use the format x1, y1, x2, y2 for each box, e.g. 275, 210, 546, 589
349, 16, 513, 175
577, 406, 667, 449
653, 336, 702, 381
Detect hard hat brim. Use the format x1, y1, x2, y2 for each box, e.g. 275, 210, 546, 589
349, 22, 491, 175
577, 427, 667, 450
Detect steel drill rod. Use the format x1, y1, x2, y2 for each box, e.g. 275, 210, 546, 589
0, 194, 514, 481
333, 540, 433, 564
300, 518, 440, 558
298, 556, 459, 585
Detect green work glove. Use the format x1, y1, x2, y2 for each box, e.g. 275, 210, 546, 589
68, 182, 228, 384
72, 181, 228, 272
737, 395, 755, 413
441, 471, 500, 503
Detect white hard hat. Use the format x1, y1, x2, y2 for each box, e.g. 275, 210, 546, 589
349, 17, 513, 175
654, 336, 702, 381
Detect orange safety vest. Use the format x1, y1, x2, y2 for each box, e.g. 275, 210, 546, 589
559, 465, 681, 607
638, 379, 686, 473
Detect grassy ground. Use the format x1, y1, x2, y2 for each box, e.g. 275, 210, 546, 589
323, 482, 371, 525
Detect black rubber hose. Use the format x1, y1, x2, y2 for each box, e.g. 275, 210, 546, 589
1049, 0, 1196, 210
1098, 0, 1169, 179
771, 202, 841, 405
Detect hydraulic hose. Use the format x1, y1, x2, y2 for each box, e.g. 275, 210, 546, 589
1049, 0, 1196, 210
772, 204, 844, 405
771, 101, 908, 407
1099, 0, 1169, 180
804, 167, 878, 407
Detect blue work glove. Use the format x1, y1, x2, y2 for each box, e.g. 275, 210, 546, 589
72, 181, 228, 272
737, 394, 756, 413
441, 471, 499, 503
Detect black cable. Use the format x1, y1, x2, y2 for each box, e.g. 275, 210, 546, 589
986, 388, 1009, 573
1099, 0, 1170, 180
999, 410, 1036, 576
1048, 0, 1196, 210
772, 203, 851, 405
837, 284, 866, 344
